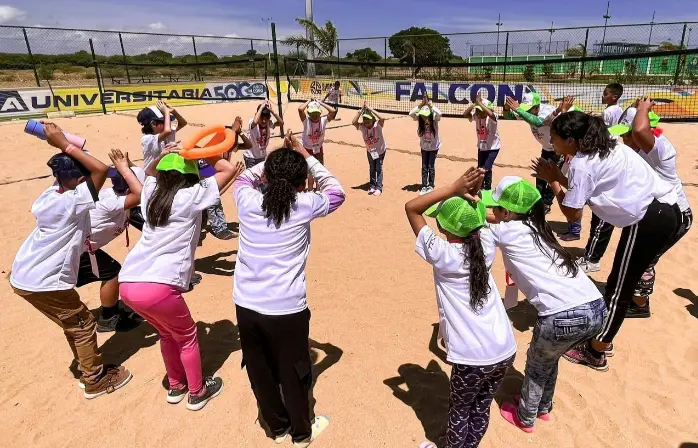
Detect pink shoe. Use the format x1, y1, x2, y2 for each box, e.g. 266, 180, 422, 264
513, 395, 551, 421
500, 401, 535, 433
419, 442, 437, 448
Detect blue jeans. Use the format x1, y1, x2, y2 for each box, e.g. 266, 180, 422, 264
477, 150, 499, 191
367, 151, 386, 190
517, 298, 607, 426
206, 200, 228, 235
567, 220, 582, 236
421, 150, 438, 188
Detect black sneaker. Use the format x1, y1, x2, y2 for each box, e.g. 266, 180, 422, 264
212, 229, 238, 240
186, 377, 223, 411
167, 386, 189, 404
96, 312, 141, 333
563, 342, 609, 372
626, 301, 651, 318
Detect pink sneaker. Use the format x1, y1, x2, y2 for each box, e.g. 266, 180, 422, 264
368, 187, 376, 195
513, 395, 551, 421
500, 401, 535, 433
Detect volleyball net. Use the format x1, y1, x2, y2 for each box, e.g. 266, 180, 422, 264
285, 48, 698, 121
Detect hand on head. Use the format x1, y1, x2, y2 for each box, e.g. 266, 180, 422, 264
162, 141, 181, 156
42, 122, 71, 151
232, 116, 243, 134
108, 149, 130, 170
156, 100, 168, 113
637, 96, 654, 111
452, 166, 485, 201
561, 95, 575, 113
284, 129, 310, 157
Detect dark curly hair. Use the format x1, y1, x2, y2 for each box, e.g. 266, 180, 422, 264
147, 170, 200, 227
519, 200, 579, 277
463, 230, 491, 313
262, 148, 308, 227
551, 111, 615, 159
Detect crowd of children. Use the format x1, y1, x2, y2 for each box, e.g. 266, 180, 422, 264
9, 80, 690, 448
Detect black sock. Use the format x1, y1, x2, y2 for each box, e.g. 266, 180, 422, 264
101, 305, 119, 319
587, 342, 604, 358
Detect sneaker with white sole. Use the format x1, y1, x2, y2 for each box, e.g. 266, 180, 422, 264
368, 187, 376, 195
83, 365, 132, 399
418, 187, 428, 196
427, 186, 434, 193
274, 428, 290, 444
292, 415, 330, 447
374, 190, 382, 197
186, 376, 223, 411
577, 257, 600, 273
167, 386, 189, 404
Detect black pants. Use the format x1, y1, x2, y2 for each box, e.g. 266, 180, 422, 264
237, 305, 312, 443
76, 250, 121, 287
597, 201, 679, 343
536, 150, 563, 207
477, 150, 500, 191
584, 212, 615, 264
447, 355, 514, 448
421, 150, 438, 188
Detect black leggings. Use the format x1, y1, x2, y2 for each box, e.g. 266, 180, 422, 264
421, 150, 438, 188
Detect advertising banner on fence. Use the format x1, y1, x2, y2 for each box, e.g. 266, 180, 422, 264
292, 77, 698, 119
0, 80, 286, 119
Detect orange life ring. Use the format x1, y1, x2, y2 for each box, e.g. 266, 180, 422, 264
180, 125, 236, 160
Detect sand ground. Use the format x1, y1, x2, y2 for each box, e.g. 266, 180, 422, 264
1, 100, 698, 448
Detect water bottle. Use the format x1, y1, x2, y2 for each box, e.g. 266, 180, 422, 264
24, 120, 86, 149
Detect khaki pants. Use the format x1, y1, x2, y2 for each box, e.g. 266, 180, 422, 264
13, 287, 104, 385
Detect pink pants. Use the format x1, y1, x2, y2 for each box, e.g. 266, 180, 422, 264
120, 283, 203, 394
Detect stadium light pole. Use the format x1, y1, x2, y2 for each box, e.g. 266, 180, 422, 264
601, 1, 611, 51
548, 21, 555, 54
648, 11, 655, 46
496, 14, 503, 56
306, 0, 316, 76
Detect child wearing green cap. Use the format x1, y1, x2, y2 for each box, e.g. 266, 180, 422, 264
410, 94, 442, 195
405, 168, 516, 448
477, 176, 606, 431
607, 98, 691, 317
119, 149, 244, 411
464, 96, 500, 190
352, 102, 387, 196
533, 110, 679, 371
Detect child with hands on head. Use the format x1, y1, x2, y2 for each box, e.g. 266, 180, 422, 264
137, 100, 188, 170
247, 99, 283, 169
464, 95, 500, 190
10, 122, 133, 399
405, 168, 516, 448
299, 98, 337, 190
410, 94, 442, 195
118, 142, 245, 412
352, 101, 387, 196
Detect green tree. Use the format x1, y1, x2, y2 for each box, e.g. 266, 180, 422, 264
523, 64, 536, 82
658, 41, 683, 51
350, 47, 381, 75
564, 44, 586, 57
199, 51, 219, 62
388, 27, 452, 70
542, 63, 554, 79
283, 19, 339, 60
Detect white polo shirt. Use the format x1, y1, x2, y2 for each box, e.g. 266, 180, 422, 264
415, 226, 517, 366
89, 188, 128, 250
488, 222, 601, 316
563, 143, 677, 227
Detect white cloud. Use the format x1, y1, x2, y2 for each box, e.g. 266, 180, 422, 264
148, 22, 166, 31
225, 33, 240, 38
0, 5, 26, 23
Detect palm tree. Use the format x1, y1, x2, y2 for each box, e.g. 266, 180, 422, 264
283, 19, 339, 76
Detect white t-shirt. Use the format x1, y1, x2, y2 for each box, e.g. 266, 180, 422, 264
415, 226, 517, 366
475, 113, 501, 151
119, 176, 220, 290
89, 188, 128, 250
302, 116, 329, 155
141, 131, 176, 170
529, 104, 555, 151
603, 105, 623, 127
233, 166, 333, 316
11, 183, 95, 292
637, 135, 690, 212
563, 143, 677, 227
246, 117, 273, 160
360, 121, 386, 156
488, 222, 601, 316
326, 87, 341, 103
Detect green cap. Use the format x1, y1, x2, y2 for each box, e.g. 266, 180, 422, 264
519, 92, 541, 112
307, 101, 322, 114
474, 99, 493, 113
608, 107, 661, 136
417, 106, 433, 117
425, 197, 486, 238
156, 153, 200, 176
362, 112, 375, 120
480, 176, 541, 214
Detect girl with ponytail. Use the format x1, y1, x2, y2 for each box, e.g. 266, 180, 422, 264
531, 110, 679, 372
232, 130, 345, 446
477, 176, 606, 432
405, 168, 516, 448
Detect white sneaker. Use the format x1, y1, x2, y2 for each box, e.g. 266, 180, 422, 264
292, 416, 330, 447
419, 187, 428, 196
368, 187, 376, 195
374, 189, 382, 196
427, 186, 434, 193
577, 257, 600, 273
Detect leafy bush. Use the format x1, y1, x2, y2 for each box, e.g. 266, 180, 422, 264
523, 64, 535, 82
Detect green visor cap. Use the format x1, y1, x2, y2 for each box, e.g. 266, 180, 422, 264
480, 176, 541, 214
362, 113, 375, 120
474, 99, 493, 112
518, 92, 541, 112
425, 197, 486, 238
156, 153, 200, 176
417, 106, 433, 116
608, 107, 661, 136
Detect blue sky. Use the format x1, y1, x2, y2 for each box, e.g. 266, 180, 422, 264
1, 0, 698, 56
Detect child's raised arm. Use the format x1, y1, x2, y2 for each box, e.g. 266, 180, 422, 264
109, 149, 142, 210
476, 97, 497, 121
156, 100, 173, 142
319, 100, 337, 122
351, 107, 364, 130
366, 105, 385, 127
45, 122, 109, 192
166, 101, 187, 131
203, 155, 237, 192
298, 99, 311, 122
252, 100, 266, 128
267, 101, 284, 129
632, 97, 658, 154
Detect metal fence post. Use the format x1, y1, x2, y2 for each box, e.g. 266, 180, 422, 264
192, 36, 201, 81
336, 40, 341, 78
22, 28, 40, 87
580, 28, 590, 83
271, 23, 284, 136
89, 38, 107, 115
118, 32, 131, 84
384, 37, 388, 79
502, 32, 510, 82
250, 39, 256, 78
673, 23, 688, 85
